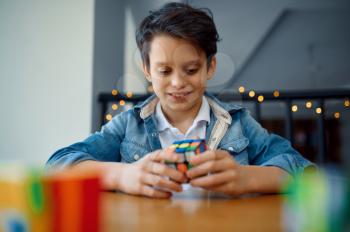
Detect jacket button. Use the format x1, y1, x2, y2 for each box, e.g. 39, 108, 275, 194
133, 154, 140, 160
228, 147, 234, 151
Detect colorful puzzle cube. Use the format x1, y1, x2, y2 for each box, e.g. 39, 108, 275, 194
167, 139, 207, 173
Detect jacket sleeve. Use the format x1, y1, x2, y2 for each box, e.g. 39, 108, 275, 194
240, 109, 315, 175
46, 112, 127, 169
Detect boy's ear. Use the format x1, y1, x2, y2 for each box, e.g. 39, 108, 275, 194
142, 63, 152, 82
207, 56, 216, 80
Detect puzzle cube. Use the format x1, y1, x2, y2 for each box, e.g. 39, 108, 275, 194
167, 139, 207, 173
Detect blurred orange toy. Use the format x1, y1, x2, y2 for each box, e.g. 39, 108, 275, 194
0, 165, 101, 232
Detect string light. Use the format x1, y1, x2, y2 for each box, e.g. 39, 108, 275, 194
345, 100, 350, 107
105, 114, 112, 121
126, 91, 133, 98
111, 89, 118, 96
111, 104, 118, 110
306, 101, 312, 109
238, 86, 245, 93
273, 90, 280, 98
257, 95, 264, 103
334, 112, 340, 119
315, 107, 322, 114
119, 100, 126, 106
291, 105, 298, 112
248, 90, 255, 98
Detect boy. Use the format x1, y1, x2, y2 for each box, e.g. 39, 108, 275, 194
47, 2, 314, 198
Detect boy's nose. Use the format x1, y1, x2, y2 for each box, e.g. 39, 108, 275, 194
170, 73, 186, 88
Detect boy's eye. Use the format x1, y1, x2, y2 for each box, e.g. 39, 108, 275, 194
158, 69, 171, 76
186, 69, 198, 75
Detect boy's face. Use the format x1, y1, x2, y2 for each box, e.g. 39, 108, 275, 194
143, 35, 216, 115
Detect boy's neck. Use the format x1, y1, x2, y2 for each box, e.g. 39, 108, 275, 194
161, 100, 203, 134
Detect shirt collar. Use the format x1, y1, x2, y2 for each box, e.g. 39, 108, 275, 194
155, 96, 210, 132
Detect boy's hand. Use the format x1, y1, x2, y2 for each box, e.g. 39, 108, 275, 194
118, 148, 187, 198
186, 150, 247, 196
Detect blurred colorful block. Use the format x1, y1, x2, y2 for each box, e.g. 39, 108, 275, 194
0, 165, 101, 232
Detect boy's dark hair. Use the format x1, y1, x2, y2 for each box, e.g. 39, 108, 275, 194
135, 2, 220, 70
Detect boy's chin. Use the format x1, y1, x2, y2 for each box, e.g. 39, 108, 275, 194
166, 102, 198, 112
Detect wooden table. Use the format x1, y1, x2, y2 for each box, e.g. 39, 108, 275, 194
101, 186, 285, 232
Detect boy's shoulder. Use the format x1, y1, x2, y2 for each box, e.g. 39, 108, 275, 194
204, 92, 247, 116
131, 94, 158, 121
133, 94, 158, 111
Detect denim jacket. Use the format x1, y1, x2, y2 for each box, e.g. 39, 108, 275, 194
47, 93, 313, 175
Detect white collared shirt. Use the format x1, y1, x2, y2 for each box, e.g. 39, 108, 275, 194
155, 97, 210, 148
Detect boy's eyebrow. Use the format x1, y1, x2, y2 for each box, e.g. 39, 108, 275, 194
182, 60, 201, 66
154, 62, 169, 66
154, 60, 202, 66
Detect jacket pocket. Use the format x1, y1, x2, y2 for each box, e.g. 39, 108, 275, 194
120, 140, 151, 163
219, 137, 249, 153
218, 137, 249, 165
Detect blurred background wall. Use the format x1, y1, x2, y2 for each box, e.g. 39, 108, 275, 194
0, 0, 94, 164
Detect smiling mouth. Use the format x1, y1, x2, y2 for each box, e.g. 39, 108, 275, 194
168, 92, 191, 97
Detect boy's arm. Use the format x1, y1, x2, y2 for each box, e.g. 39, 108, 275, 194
186, 150, 291, 195
69, 160, 126, 190
240, 109, 315, 175
237, 165, 291, 194
187, 109, 316, 196
69, 150, 187, 198
46, 113, 126, 169
76, 155, 288, 196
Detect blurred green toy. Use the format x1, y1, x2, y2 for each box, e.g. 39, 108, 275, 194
283, 168, 348, 232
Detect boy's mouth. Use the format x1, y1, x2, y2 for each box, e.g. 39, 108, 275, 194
168, 92, 191, 97
167, 91, 192, 101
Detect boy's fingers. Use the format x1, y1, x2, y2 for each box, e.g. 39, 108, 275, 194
186, 159, 233, 179
141, 173, 183, 192
149, 148, 179, 162
140, 185, 172, 198
202, 183, 229, 194
189, 150, 227, 165
190, 170, 235, 188
146, 162, 187, 183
